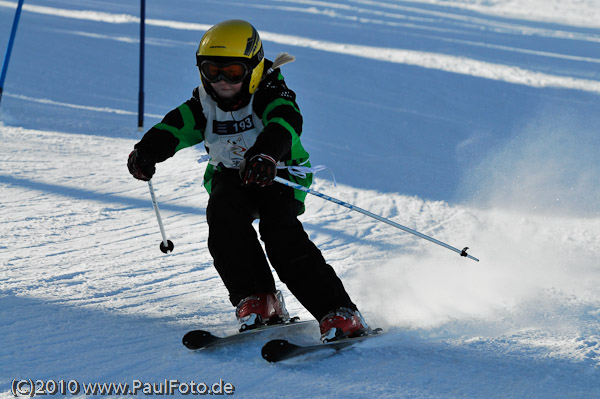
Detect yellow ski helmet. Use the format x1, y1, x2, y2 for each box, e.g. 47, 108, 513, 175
196, 20, 265, 95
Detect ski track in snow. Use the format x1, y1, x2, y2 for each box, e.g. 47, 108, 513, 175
1, 0, 600, 398
1, 125, 599, 398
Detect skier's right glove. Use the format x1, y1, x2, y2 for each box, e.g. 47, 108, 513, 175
127, 148, 156, 181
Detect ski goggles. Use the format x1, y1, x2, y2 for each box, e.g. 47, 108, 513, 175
199, 61, 249, 84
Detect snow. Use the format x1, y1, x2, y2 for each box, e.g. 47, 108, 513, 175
1, 0, 599, 398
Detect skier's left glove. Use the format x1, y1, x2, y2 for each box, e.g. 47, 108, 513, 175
127, 148, 156, 181
239, 153, 277, 187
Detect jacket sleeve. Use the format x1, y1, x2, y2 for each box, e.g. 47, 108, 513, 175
249, 70, 303, 162
134, 89, 207, 163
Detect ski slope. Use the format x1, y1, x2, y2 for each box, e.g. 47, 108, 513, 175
1, 1, 599, 398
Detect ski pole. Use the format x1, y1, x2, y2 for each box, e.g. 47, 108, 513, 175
274, 176, 479, 262
147, 179, 174, 254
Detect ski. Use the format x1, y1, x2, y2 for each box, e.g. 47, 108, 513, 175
261, 328, 383, 363
182, 317, 315, 350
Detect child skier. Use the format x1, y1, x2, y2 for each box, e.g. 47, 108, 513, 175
127, 19, 369, 342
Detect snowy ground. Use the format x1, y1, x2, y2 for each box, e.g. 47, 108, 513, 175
1, 1, 599, 398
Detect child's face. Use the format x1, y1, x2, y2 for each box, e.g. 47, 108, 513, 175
210, 81, 243, 99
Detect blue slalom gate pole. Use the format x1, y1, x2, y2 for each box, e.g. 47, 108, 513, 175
137, 0, 145, 131
274, 176, 480, 262
0, 0, 25, 106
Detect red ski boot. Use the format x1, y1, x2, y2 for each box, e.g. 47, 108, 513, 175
319, 307, 370, 342
236, 290, 290, 332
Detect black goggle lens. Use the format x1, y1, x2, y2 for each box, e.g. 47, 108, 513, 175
200, 61, 248, 84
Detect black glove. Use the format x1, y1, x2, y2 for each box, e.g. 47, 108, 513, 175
239, 153, 277, 187
127, 149, 156, 181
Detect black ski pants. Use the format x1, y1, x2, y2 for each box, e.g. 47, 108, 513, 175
206, 168, 356, 321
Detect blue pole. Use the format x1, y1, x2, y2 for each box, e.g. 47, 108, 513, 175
137, 0, 145, 131
0, 0, 25, 106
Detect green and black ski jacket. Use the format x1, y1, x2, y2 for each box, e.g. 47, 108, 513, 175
134, 59, 312, 211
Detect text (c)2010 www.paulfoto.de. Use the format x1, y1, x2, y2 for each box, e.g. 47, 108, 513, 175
11, 378, 236, 396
